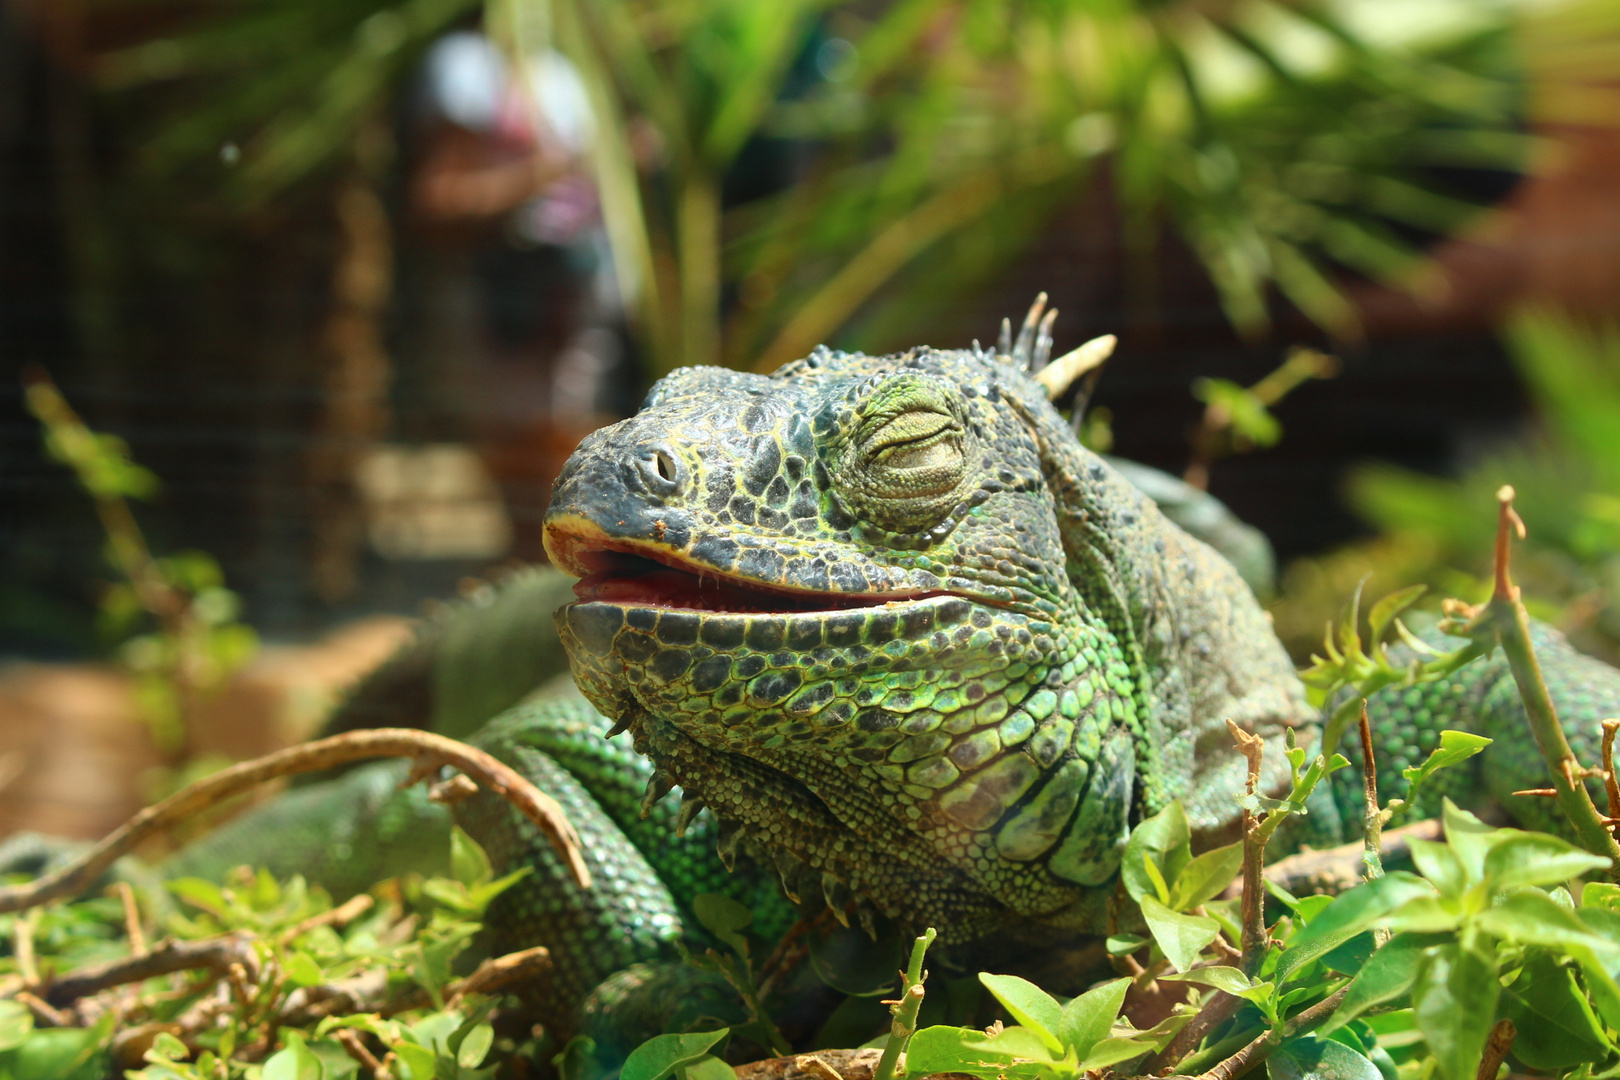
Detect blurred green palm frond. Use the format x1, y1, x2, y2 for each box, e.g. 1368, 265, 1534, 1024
88, 0, 1617, 372
95, 0, 481, 203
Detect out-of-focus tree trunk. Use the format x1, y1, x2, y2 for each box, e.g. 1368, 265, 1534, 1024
309, 127, 395, 604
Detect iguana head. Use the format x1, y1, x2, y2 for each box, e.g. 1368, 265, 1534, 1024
543, 309, 1158, 938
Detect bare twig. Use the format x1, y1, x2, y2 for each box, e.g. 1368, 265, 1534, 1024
1146, 991, 1245, 1075
0, 727, 590, 916
111, 881, 147, 957
1226, 721, 1267, 975
278, 892, 375, 944
45, 933, 259, 1007
16, 990, 73, 1028
1193, 985, 1350, 1080
337, 1028, 386, 1074
1603, 720, 1620, 835
447, 944, 552, 1007
1358, 704, 1386, 882
1476, 1018, 1515, 1080
12, 909, 39, 988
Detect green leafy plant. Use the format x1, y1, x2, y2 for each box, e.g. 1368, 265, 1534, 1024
681, 894, 790, 1058
0, 828, 533, 1080
23, 371, 259, 768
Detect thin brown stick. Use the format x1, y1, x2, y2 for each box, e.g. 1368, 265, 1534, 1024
1193, 985, 1350, 1080
1226, 721, 1267, 975
278, 893, 375, 944
1145, 991, 1244, 1074
336, 1028, 386, 1074
1603, 721, 1620, 833
12, 909, 39, 987
1476, 1018, 1515, 1080
45, 933, 259, 1007
15, 990, 72, 1028
111, 881, 147, 957
446, 944, 552, 1006
0, 728, 590, 916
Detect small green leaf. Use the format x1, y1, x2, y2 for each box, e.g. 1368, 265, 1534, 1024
1269, 1035, 1382, 1080
904, 1026, 1003, 1078
692, 893, 753, 955
1122, 802, 1191, 903
978, 973, 1065, 1053
264, 1031, 326, 1080
457, 1024, 495, 1069
450, 826, 494, 888
1441, 799, 1511, 881
1500, 951, 1610, 1070
0, 1000, 34, 1051
1106, 934, 1148, 956
1279, 872, 1436, 980
1474, 889, 1617, 953
682, 1054, 738, 1080
1412, 941, 1498, 1080
1583, 882, 1620, 910
1081, 1034, 1161, 1069
1056, 977, 1129, 1058
1159, 965, 1260, 996
1321, 933, 1439, 1034
1168, 841, 1244, 912
1367, 585, 1427, 644
285, 950, 324, 987
1403, 732, 1491, 807
1380, 896, 1461, 935
1483, 833, 1612, 893
392, 1041, 437, 1080
621, 1029, 730, 1080
553, 1035, 601, 1080
1407, 839, 1468, 898
1140, 895, 1220, 973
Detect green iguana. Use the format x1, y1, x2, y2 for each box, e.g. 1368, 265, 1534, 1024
139, 301, 1620, 1051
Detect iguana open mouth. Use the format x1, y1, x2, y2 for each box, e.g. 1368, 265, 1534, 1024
565, 545, 935, 614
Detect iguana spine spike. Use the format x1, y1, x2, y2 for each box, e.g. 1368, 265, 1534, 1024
772, 850, 805, 902
715, 820, 743, 872
605, 717, 632, 739
674, 795, 705, 838
1012, 292, 1049, 368
1032, 308, 1058, 371
638, 772, 674, 819
1035, 334, 1116, 400
821, 873, 851, 925
996, 316, 1013, 357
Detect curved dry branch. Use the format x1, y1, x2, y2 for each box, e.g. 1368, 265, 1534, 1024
0, 728, 590, 916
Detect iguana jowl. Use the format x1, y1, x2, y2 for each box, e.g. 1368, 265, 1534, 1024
161, 300, 1620, 1046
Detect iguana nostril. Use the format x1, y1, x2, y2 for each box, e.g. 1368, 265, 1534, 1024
637, 444, 687, 495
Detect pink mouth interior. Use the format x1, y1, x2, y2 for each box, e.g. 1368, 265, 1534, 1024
570, 550, 904, 614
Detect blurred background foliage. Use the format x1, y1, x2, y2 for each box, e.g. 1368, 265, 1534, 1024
85, 0, 1596, 373
2, 0, 1620, 794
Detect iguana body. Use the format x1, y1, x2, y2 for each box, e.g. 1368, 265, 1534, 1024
159, 306, 1620, 1048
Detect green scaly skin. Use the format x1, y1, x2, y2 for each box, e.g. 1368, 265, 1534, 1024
154, 304, 1620, 1047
